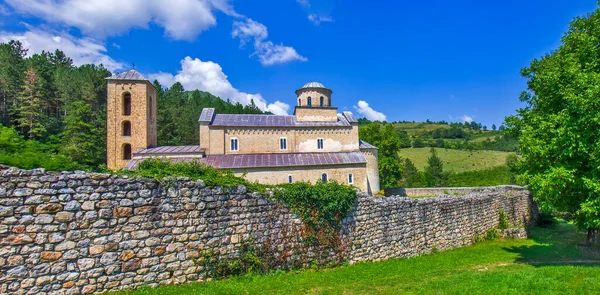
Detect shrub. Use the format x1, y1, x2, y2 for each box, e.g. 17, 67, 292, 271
497, 209, 510, 230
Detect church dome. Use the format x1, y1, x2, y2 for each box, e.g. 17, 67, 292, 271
301, 81, 327, 89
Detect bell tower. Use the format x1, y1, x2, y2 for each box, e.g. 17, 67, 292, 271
106, 69, 157, 170
294, 81, 338, 122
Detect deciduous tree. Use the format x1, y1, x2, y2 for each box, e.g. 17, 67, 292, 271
506, 8, 600, 245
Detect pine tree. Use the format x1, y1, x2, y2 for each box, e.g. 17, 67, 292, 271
425, 148, 447, 187
16, 70, 46, 139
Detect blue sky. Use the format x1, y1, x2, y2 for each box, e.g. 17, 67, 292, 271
0, 0, 597, 127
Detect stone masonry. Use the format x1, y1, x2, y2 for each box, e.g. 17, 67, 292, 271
0, 166, 537, 294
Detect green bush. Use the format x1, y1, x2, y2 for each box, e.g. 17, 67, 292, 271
274, 181, 357, 232
118, 158, 254, 188
0, 125, 82, 171
497, 209, 510, 230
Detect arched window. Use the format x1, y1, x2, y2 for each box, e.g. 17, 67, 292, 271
279, 137, 287, 150
230, 137, 239, 151
320, 96, 324, 106
298, 98, 301, 105
288, 175, 293, 184
348, 174, 354, 184
122, 121, 131, 136
321, 173, 328, 182
123, 93, 132, 116
123, 144, 132, 160
307, 97, 312, 107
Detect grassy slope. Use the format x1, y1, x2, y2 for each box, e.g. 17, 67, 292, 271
116, 222, 600, 295
399, 148, 512, 173
392, 122, 449, 136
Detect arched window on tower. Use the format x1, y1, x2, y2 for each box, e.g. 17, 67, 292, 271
122, 121, 131, 136
307, 97, 312, 107
320, 96, 324, 106
123, 93, 132, 116
298, 98, 301, 105
123, 144, 132, 160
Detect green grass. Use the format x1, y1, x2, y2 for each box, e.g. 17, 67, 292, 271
446, 166, 514, 187
392, 122, 450, 136
115, 222, 600, 295
399, 148, 513, 173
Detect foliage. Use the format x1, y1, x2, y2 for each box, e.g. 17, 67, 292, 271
425, 148, 448, 186
117, 158, 253, 188
399, 158, 423, 187
273, 181, 356, 232
196, 238, 266, 279
115, 222, 600, 295
505, 8, 600, 240
0, 124, 81, 171
358, 122, 404, 188
498, 209, 510, 230
399, 148, 513, 173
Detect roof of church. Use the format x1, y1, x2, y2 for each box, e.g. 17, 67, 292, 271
106, 69, 147, 81
302, 81, 327, 89
126, 151, 367, 170
134, 145, 203, 155
359, 140, 378, 149
198, 108, 358, 127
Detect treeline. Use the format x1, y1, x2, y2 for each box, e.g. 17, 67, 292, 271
0, 40, 267, 170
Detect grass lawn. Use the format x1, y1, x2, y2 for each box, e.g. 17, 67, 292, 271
392, 122, 450, 136
115, 222, 600, 295
399, 148, 513, 173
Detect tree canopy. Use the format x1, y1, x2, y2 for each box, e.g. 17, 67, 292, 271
506, 8, 600, 244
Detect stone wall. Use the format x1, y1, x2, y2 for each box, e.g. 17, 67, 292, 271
0, 167, 537, 295
384, 185, 525, 197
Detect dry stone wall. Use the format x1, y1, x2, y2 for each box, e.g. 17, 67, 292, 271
0, 166, 537, 295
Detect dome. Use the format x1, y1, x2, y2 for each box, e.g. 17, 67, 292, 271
301, 81, 327, 89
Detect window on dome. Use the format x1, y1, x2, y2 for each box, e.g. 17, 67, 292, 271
320, 96, 324, 106
307, 97, 312, 107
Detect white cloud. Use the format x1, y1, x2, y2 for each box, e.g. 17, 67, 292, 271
4, 0, 235, 41
232, 18, 307, 66
354, 100, 387, 121
0, 29, 124, 71
296, 0, 310, 7
307, 14, 333, 25
149, 56, 290, 115
461, 115, 474, 123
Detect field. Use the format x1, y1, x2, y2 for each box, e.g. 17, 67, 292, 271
392, 122, 450, 136
399, 148, 512, 173
115, 222, 600, 295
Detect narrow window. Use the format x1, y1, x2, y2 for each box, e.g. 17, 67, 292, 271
288, 175, 293, 184
298, 98, 301, 105
123, 144, 132, 160
348, 174, 354, 184
280, 137, 287, 150
321, 173, 328, 182
123, 93, 131, 116
149, 96, 153, 122
122, 121, 131, 136
307, 97, 312, 107
317, 138, 324, 150
320, 96, 324, 106
230, 138, 239, 151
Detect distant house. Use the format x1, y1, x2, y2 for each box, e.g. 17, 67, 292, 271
106, 70, 380, 194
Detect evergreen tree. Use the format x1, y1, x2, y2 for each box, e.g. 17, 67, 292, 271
425, 148, 447, 187
16, 70, 46, 139
0, 41, 27, 126
492, 124, 497, 131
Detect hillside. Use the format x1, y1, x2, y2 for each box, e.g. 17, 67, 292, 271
399, 148, 513, 173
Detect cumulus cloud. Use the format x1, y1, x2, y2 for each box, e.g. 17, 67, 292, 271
461, 115, 474, 123
232, 18, 307, 66
307, 14, 333, 25
4, 0, 235, 40
353, 100, 387, 121
0, 29, 124, 71
149, 56, 290, 115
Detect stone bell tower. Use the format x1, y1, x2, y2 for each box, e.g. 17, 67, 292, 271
105, 69, 157, 170
294, 81, 338, 122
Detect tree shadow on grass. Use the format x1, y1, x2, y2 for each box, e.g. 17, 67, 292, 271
502, 222, 600, 267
